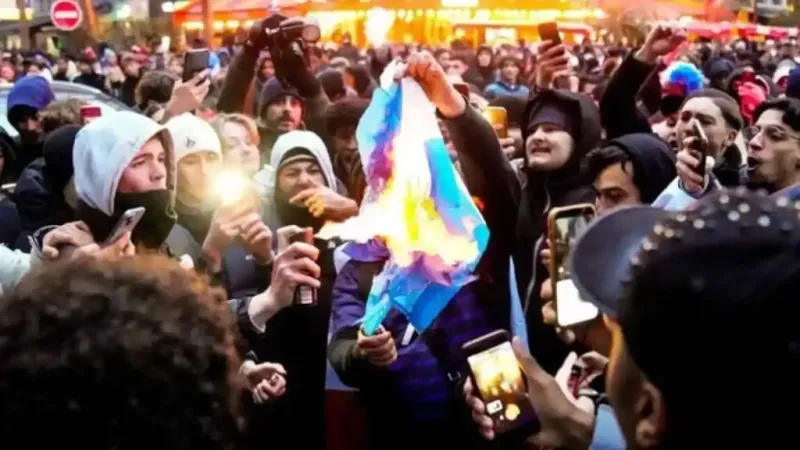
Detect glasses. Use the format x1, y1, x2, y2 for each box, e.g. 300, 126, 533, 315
744, 125, 800, 143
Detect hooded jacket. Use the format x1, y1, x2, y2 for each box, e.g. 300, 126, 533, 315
605, 133, 677, 204
260, 130, 338, 231
72, 111, 176, 248
517, 89, 601, 373
248, 131, 341, 450
6, 76, 55, 176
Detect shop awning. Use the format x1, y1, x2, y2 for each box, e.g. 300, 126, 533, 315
173, 0, 308, 22
452, 20, 593, 34
0, 15, 56, 35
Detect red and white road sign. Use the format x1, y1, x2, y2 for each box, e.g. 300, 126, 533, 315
50, 0, 83, 32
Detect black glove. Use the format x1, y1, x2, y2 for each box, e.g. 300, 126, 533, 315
246, 14, 288, 53
276, 41, 320, 98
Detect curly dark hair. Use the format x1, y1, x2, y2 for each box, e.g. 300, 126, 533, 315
0, 256, 244, 449
325, 96, 368, 137
135, 70, 178, 110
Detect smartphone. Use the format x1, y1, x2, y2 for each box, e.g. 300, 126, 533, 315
289, 228, 317, 306
482, 106, 508, 138
690, 119, 709, 178
80, 105, 102, 124
103, 207, 146, 246
182, 48, 210, 82
547, 204, 598, 327
462, 330, 539, 436
538, 22, 562, 46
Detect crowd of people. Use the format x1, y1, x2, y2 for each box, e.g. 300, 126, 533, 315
0, 14, 798, 450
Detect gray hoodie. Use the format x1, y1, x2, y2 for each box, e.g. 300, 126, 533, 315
258, 130, 338, 231
73, 110, 175, 219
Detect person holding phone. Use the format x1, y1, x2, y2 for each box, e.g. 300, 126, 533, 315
160, 70, 212, 123
164, 113, 273, 300
72, 110, 177, 251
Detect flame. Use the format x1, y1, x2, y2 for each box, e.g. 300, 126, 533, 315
318, 135, 481, 269
318, 168, 481, 268
472, 196, 485, 212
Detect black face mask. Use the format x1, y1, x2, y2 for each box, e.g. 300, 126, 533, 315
18, 129, 43, 146
274, 188, 324, 232
79, 189, 177, 250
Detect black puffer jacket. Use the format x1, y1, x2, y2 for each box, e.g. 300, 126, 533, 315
12, 158, 74, 251
11, 126, 79, 251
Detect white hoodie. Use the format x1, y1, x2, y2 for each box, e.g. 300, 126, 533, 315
73, 110, 175, 217
253, 130, 338, 198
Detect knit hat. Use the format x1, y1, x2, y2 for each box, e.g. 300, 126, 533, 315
164, 113, 222, 162
259, 78, 303, 115
527, 102, 577, 137
7, 76, 55, 126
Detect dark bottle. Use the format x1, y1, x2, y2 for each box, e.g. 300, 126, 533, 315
289, 227, 317, 306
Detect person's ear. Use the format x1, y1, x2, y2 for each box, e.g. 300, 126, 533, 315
726, 128, 738, 147
633, 380, 667, 448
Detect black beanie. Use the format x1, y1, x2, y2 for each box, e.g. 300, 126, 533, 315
259, 78, 303, 115
278, 147, 316, 172
527, 103, 577, 137
42, 125, 80, 192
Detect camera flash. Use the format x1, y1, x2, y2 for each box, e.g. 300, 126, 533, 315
214, 171, 247, 206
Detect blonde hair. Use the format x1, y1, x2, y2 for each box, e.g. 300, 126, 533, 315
209, 113, 260, 154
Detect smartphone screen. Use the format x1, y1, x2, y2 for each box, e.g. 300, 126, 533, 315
550, 205, 598, 327
467, 341, 536, 434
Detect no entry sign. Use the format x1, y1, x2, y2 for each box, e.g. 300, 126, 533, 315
50, 0, 83, 32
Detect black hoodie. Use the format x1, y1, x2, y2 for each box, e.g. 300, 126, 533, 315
517, 89, 602, 372
605, 133, 677, 204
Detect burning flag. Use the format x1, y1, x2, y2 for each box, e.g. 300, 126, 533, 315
319, 60, 489, 335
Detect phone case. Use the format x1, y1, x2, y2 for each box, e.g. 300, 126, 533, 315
546, 204, 596, 326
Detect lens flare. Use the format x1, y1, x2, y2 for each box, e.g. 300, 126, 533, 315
213, 170, 248, 206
